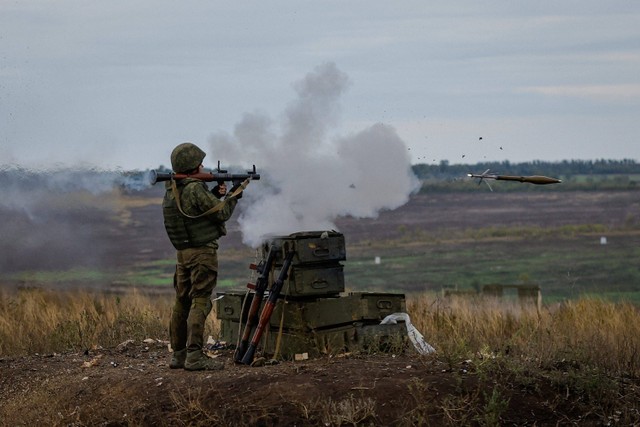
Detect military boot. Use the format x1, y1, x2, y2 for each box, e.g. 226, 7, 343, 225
184, 350, 224, 371
169, 348, 187, 369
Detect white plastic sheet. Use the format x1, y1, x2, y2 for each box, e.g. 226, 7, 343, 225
380, 312, 436, 355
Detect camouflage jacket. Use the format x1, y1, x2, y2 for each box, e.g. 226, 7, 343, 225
163, 178, 238, 250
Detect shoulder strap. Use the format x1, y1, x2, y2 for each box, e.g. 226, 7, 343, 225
171, 178, 250, 219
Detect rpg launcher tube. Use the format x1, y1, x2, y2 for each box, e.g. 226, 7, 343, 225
241, 251, 295, 366
149, 166, 260, 185
234, 248, 277, 363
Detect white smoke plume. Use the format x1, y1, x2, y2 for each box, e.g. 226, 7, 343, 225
0, 166, 156, 273
0, 166, 153, 218
209, 63, 420, 247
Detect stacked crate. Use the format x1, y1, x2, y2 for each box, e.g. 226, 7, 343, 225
216, 231, 407, 358
268, 230, 347, 299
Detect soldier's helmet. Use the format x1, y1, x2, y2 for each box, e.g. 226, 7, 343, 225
171, 143, 206, 173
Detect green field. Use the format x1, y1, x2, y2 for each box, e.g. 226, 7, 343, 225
6, 226, 640, 304
95, 228, 639, 304
342, 231, 640, 303
4, 184, 639, 305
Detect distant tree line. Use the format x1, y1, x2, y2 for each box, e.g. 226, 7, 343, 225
412, 159, 640, 179
412, 159, 640, 192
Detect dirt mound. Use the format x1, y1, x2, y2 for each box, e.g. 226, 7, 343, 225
0, 340, 608, 426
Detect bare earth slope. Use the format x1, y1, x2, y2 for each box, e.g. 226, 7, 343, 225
0, 340, 599, 426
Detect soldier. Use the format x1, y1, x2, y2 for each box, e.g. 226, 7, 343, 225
162, 142, 243, 371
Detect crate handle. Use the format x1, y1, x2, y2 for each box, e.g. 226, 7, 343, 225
224, 306, 234, 316
311, 279, 329, 289
312, 248, 330, 257
376, 300, 393, 309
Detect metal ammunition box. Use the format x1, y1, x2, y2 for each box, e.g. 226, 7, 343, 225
218, 229, 408, 359
299, 292, 406, 328
219, 319, 407, 358
216, 291, 317, 329
280, 263, 345, 298
263, 230, 346, 266
215, 290, 407, 358
216, 291, 251, 322
216, 291, 405, 331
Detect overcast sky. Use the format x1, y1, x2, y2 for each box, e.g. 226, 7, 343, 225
1, 1, 639, 171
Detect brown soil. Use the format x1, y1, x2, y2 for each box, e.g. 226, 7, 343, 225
1, 189, 639, 425
0, 341, 604, 426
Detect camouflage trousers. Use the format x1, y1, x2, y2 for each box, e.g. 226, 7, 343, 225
169, 245, 218, 352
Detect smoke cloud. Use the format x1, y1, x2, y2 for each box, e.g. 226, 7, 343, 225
0, 63, 420, 276
209, 63, 420, 247
0, 167, 155, 273
0, 167, 152, 218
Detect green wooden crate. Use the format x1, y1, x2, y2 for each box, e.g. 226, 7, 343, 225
262, 230, 346, 266
219, 319, 407, 359
216, 291, 405, 331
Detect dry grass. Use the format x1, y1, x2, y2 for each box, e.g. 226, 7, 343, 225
407, 294, 640, 377
2, 288, 639, 379
318, 395, 377, 426
1, 288, 639, 425
0, 288, 219, 356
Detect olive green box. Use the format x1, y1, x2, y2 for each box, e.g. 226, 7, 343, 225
299, 292, 406, 329
216, 291, 406, 331
262, 231, 346, 266
219, 319, 407, 359
280, 263, 345, 297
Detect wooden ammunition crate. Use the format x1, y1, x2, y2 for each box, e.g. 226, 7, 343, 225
279, 263, 345, 298
262, 231, 346, 266
299, 292, 406, 328
219, 319, 407, 359
216, 291, 406, 331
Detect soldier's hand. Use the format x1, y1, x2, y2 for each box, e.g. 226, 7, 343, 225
211, 182, 227, 198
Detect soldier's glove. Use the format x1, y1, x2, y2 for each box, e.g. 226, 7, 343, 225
211, 186, 222, 198
211, 181, 227, 198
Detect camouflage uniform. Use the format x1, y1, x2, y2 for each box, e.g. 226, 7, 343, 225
163, 143, 239, 371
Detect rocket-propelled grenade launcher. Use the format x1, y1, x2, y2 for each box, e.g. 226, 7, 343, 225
150, 161, 260, 185
468, 169, 561, 191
